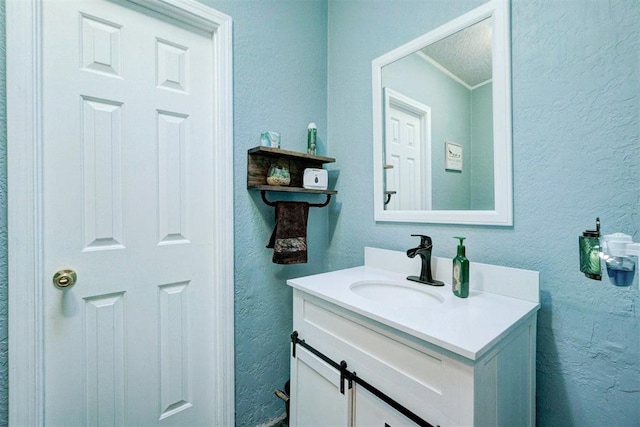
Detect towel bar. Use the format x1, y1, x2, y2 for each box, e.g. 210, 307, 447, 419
260, 190, 331, 208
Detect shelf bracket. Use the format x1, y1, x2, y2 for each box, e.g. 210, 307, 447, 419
261, 190, 331, 208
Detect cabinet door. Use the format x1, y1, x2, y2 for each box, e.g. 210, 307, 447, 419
353, 385, 420, 427
290, 346, 351, 426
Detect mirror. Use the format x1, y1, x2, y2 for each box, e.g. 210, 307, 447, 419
372, 0, 512, 225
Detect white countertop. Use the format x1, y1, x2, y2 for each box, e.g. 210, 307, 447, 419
287, 250, 540, 361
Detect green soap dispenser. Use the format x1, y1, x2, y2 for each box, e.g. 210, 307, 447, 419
452, 237, 469, 298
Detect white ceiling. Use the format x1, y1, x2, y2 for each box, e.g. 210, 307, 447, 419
420, 17, 492, 88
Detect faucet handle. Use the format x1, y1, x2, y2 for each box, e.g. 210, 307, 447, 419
411, 234, 432, 248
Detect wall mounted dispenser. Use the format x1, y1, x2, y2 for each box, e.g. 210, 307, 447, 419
303, 168, 328, 190
579, 218, 640, 287
601, 233, 640, 287
579, 218, 601, 280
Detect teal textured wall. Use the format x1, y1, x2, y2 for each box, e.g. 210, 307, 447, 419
327, 1, 639, 426
470, 82, 494, 210
0, 1, 638, 426
0, 0, 7, 424
203, 1, 328, 424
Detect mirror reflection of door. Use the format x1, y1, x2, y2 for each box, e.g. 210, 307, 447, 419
372, 1, 513, 225
380, 16, 495, 212
384, 88, 432, 210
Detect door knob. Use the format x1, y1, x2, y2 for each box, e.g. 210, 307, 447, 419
53, 269, 77, 289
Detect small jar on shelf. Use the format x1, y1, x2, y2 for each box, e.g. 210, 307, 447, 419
266, 165, 291, 186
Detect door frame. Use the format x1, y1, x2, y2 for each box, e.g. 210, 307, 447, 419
6, 1, 235, 425
383, 88, 432, 210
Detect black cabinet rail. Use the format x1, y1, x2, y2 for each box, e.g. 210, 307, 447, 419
291, 331, 439, 427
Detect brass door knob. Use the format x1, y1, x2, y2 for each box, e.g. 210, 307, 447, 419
53, 269, 77, 289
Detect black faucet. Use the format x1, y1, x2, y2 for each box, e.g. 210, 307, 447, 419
406, 234, 444, 286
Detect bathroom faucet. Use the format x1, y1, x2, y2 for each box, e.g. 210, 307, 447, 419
406, 234, 444, 286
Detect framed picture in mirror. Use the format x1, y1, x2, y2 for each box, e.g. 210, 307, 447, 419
445, 141, 463, 172
372, 0, 512, 225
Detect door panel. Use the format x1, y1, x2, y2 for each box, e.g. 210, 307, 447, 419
386, 105, 422, 210
353, 385, 419, 427
81, 95, 125, 250
42, 1, 217, 424
290, 346, 351, 426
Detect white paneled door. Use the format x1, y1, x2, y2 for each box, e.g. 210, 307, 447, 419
385, 104, 423, 210
383, 89, 431, 211
8, 0, 234, 425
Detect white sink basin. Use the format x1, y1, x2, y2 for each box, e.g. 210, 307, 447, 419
350, 280, 444, 309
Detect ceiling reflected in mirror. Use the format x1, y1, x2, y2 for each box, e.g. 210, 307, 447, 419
420, 17, 492, 88
372, 0, 513, 226
381, 17, 495, 213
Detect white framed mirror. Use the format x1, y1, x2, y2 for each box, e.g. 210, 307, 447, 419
372, 0, 512, 225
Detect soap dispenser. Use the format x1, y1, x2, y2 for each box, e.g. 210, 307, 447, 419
601, 233, 639, 287
452, 237, 469, 298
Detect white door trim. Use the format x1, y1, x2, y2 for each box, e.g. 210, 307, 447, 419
6, 1, 235, 425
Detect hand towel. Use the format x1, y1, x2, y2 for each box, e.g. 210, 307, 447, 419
267, 202, 310, 264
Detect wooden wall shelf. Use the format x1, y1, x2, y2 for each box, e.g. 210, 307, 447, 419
247, 146, 337, 196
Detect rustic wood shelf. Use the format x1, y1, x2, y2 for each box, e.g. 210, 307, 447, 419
248, 184, 337, 195
247, 146, 337, 197
248, 146, 336, 164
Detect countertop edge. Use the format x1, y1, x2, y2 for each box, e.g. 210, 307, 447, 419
287, 265, 541, 361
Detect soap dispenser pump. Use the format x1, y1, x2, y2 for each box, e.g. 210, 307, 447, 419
452, 237, 469, 298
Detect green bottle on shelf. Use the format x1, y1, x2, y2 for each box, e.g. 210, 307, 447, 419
452, 236, 469, 298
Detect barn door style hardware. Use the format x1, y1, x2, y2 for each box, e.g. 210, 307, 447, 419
291, 331, 439, 427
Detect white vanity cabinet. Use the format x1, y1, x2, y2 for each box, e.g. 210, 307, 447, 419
290, 290, 537, 427
287, 247, 540, 427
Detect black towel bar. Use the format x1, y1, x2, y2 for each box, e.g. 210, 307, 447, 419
260, 190, 331, 208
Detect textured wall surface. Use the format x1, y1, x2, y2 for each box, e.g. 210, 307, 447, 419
204, 1, 329, 425
513, 1, 639, 424
327, 0, 639, 425
0, 0, 638, 426
470, 82, 494, 210
0, 0, 8, 424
